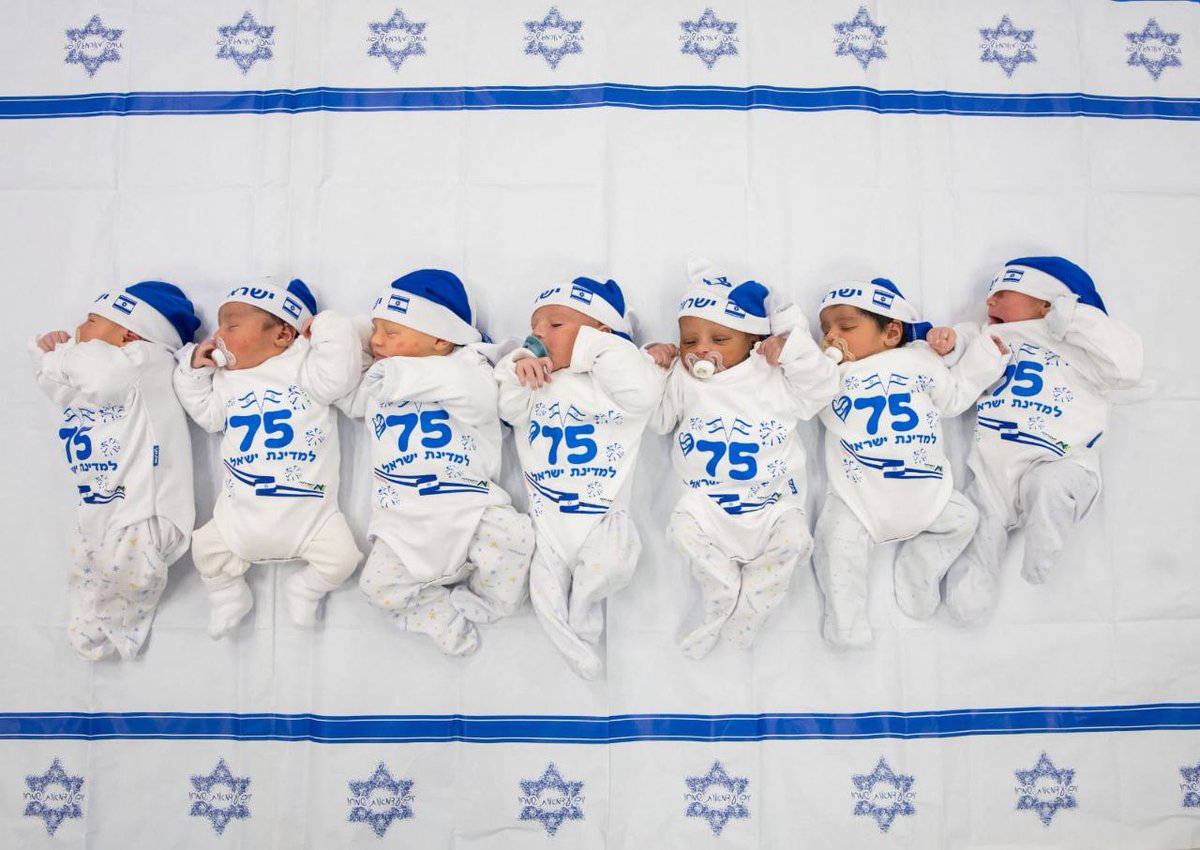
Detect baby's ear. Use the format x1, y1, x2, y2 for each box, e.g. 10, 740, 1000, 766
121, 329, 144, 346
597, 324, 612, 335
884, 319, 905, 348
434, 338, 455, 353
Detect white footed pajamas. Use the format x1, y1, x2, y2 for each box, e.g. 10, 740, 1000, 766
32, 338, 194, 661
174, 312, 364, 637
815, 335, 1007, 647
340, 344, 534, 655
944, 302, 1143, 623
497, 326, 665, 679
651, 314, 839, 658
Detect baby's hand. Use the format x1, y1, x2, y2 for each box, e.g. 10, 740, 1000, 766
191, 339, 219, 369
991, 335, 1009, 356
757, 335, 787, 367
515, 356, 554, 389
926, 326, 956, 356
37, 331, 71, 352
645, 342, 678, 369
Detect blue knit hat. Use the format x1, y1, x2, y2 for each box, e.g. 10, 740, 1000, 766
531, 276, 631, 340
371, 269, 482, 345
677, 258, 774, 335
820, 277, 932, 343
221, 278, 317, 330
991, 256, 1108, 314
90, 280, 200, 351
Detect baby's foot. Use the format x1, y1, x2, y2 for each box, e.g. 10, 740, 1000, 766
208, 581, 253, 639
823, 619, 872, 649
284, 572, 324, 628
679, 624, 721, 659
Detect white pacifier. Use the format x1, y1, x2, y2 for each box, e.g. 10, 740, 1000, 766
684, 351, 724, 379
210, 337, 236, 368
820, 338, 852, 364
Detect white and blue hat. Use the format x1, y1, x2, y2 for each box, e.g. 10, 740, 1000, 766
371, 269, 482, 345
989, 256, 1108, 314
220, 278, 317, 331
531, 276, 631, 340
820, 277, 932, 343
90, 280, 201, 351
677, 258, 773, 336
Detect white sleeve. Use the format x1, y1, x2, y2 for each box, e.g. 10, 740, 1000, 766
172, 344, 225, 433
34, 339, 145, 405
332, 317, 376, 419
774, 318, 841, 420
365, 350, 498, 429
298, 311, 365, 405
567, 326, 666, 417
928, 335, 1009, 417
647, 362, 686, 435
495, 350, 534, 426
1046, 298, 1144, 390
939, 322, 986, 368
29, 339, 76, 406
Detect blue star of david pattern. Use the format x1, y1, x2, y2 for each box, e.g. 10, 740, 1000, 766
189, 758, 251, 835
519, 762, 584, 835
1015, 752, 1077, 827
348, 762, 414, 837
685, 761, 750, 835
525, 7, 583, 70
834, 6, 887, 70
852, 757, 915, 833
64, 15, 123, 77
217, 11, 275, 75
1181, 763, 1200, 808
24, 758, 84, 836
980, 15, 1037, 77
1126, 18, 1182, 81
680, 8, 739, 70
368, 9, 427, 71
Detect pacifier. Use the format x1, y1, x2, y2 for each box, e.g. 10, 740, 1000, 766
210, 337, 236, 368
820, 338, 853, 364
523, 335, 549, 359
684, 351, 724, 379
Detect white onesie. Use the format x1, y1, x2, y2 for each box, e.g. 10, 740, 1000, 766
496, 326, 665, 679
814, 335, 1006, 646
173, 312, 364, 636
32, 338, 194, 660
944, 302, 1143, 623
650, 320, 839, 657
339, 344, 533, 655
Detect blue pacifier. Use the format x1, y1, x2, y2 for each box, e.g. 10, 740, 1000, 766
523, 335, 549, 358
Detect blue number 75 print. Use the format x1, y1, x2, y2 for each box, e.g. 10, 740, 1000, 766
529, 421, 598, 464
383, 409, 453, 451
852, 393, 919, 435
693, 439, 759, 480
227, 409, 295, 451
992, 360, 1044, 398
58, 425, 93, 463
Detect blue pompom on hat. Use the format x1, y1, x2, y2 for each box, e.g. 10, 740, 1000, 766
531, 276, 632, 340
90, 280, 201, 351
371, 268, 482, 345
819, 276, 932, 344
991, 256, 1107, 314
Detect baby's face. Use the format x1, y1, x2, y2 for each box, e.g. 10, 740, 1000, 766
677, 316, 758, 370
819, 305, 902, 361
214, 302, 294, 370
530, 304, 605, 371
370, 318, 450, 359
986, 289, 1050, 324
75, 313, 131, 347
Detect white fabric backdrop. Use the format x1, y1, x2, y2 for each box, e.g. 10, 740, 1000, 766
2, 1, 1199, 847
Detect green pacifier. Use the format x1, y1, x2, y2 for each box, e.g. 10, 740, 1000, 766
523, 335, 549, 358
